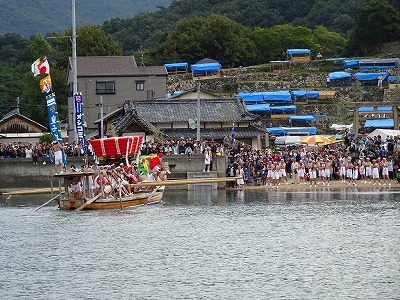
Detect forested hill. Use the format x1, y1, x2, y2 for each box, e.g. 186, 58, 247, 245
0, 0, 171, 37
103, 0, 400, 52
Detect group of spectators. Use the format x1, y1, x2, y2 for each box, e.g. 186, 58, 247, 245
0, 141, 91, 164
2, 132, 400, 188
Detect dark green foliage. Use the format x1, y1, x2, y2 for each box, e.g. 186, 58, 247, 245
347, 0, 400, 55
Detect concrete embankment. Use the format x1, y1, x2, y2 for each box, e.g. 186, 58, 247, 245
0, 155, 229, 192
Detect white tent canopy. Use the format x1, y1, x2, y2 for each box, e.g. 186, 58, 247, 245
274, 136, 302, 146
368, 129, 400, 140
330, 123, 353, 131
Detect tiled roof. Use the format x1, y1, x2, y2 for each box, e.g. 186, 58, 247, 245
0, 109, 47, 130
161, 127, 264, 140
123, 98, 258, 123
71, 56, 167, 77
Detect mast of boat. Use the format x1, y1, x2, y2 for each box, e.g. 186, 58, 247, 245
72, 0, 78, 142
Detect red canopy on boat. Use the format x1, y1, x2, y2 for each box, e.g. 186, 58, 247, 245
90, 136, 144, 160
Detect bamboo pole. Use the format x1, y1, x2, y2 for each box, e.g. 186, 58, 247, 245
131, 177, 239, 188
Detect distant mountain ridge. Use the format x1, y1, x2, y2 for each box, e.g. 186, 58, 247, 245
0, 0, 172, 37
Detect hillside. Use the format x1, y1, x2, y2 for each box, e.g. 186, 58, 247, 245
0, 0, 171, 37
103, 0, 367, 53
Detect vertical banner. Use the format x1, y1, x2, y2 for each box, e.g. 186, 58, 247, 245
74, 93, 87, 156
46, 93, 67, 166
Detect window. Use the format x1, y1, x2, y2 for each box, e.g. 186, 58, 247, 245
96, 80, 115, 94
136, 80, 145, 91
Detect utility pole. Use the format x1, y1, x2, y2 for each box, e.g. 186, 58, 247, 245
100, 96, 104, 138
72, 0, 78, 142
196, 81, 201, 141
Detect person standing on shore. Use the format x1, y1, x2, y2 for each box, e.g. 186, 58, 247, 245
203, 147, 212, 172
52, 140, 64, 174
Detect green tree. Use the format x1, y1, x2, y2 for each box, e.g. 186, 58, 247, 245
347, 0, 400, 55
23, 34, 55, 64
313, 25, 347, 58
252, 27, 281, 62
55, 25, 123, 63
152, 14, 257, 66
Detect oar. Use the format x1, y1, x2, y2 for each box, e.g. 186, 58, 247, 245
35, 193, 63, 212
75, 194, 101, 212
145, 185, 161, 205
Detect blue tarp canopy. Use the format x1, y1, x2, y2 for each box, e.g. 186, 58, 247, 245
350, 106, 393, 112
270, 105, 297, 113
164, 62, 188, 70
266, 127, 317, 136
289, 115, 315, 122
263, 91, 292, 102
237, 91, 292, 102
286, 49, 311, 56
266, 127, 286, 135
246, 103, 270, 112
343, 60, 360, 67
328, 71, 352, 80
291, 90, 319, 101
353, 72, 389, 81
364, 119, 394, 129
388, 76, 400, 83
191, 63, 221, 73
237, 92, 265, 103
359, 59, 399, 69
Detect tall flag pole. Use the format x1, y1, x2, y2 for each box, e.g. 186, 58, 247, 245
31, 57, 67, 167
72, 0, 78, 142
46, 93, 67, 166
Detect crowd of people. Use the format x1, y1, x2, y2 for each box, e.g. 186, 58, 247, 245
2, 130, 400, 191
226, 130, 400, 189
0, 140, 91, 163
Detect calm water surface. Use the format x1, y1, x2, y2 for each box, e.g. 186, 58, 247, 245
0, 188, 399, 300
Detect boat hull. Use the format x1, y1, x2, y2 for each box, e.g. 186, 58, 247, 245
59, 191, 163, 210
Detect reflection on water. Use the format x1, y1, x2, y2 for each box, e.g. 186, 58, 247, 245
0, 188, 399, 299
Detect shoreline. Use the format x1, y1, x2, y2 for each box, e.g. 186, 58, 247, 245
1, 179, 398, 195
226, 179, 398, 191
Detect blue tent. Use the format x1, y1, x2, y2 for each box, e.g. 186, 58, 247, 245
388, 76, 400, 83
164, 62, 188, 71
246, 104, 270, 112
191, 63, 221, 73
291, 90, 319, 101
237, 92, 265, 103
350, 106, 393, 112
270, 105, 297, 113
289, 115, 315, 122
353, 72, 389, 81
328, 71, 352, 80
286, 49, 311, 56
343, 60, 360, 68
364, 119, 394, 129
263, 91, 292, 102
359, 59, 399, 69
266, 127, 317, 136
237, 91, 292, 102
266, 127, 286, 135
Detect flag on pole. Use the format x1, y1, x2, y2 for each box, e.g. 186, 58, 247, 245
39, 75, 52, 94
31, 57, 50, 76
46, 93, 67, 166
74, 93, 87, 157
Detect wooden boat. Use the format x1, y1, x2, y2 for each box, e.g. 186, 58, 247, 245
53, 171, 163, 211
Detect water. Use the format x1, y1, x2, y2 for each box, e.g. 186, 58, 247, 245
0, 188, 399, 300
